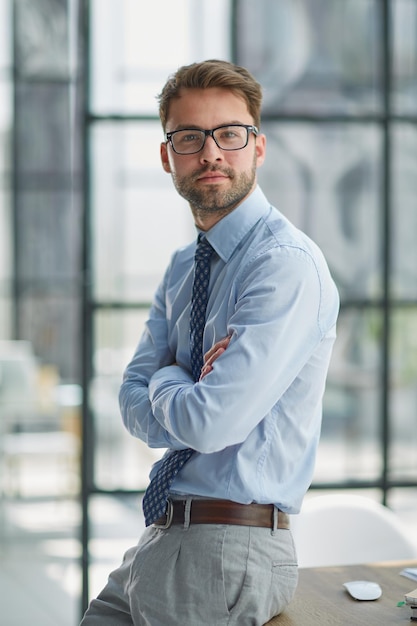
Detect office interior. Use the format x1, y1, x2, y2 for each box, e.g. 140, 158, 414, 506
0, 1, 416, 624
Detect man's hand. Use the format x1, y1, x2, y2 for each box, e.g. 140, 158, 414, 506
199, 336, 231, 381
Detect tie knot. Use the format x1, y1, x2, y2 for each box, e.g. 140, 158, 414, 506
195, 236, 214, 262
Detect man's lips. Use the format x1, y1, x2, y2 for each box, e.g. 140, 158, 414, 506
196, 171, 229, 183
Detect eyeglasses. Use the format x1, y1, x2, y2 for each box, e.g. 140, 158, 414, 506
165, 124, 259, 155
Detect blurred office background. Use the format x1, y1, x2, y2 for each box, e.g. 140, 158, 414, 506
0, 1, 416, 624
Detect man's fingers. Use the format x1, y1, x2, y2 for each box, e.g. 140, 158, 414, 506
203, 336, 231, 363
199, 336, 231, 379
205, 347, 225, 368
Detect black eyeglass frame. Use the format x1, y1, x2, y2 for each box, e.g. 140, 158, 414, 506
165, 124, 259, 155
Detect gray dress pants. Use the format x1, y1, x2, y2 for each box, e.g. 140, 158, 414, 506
80, 518, 298, 626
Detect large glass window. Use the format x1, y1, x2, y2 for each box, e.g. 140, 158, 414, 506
258, 122, 382, 300
91, 122, 194, 304
235, 0, 382, 116
91, 309, 162, 491
90, 0, 231, 116
0, 0, 12, 335
4, 2, 416, 623
389, 309, 417, 480
1, 2, 83, 624
235, 0, 417, 492
318, 308, 383, 482
392, 124, 417, 298
392, 0, 417, 114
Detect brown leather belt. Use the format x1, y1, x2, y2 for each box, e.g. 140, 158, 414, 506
153, 499, 290, 530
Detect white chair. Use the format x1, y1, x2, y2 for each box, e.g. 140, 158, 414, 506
291, 493, 417, 568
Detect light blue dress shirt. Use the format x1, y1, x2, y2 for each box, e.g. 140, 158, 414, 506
119, 186, 339, 514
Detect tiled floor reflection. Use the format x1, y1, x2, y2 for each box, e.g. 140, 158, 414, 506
0, 498, 81, 626
0, 494, 146, 626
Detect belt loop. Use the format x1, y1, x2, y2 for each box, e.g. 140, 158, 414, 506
183, 497, 192, 530
271, 506, 278, 536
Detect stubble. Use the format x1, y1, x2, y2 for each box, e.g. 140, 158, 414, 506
171, 152, 258, 219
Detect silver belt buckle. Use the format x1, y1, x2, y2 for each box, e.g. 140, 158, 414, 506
153, 499, 174, 529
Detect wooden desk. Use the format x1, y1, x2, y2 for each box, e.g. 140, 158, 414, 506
266, 560, 417, 625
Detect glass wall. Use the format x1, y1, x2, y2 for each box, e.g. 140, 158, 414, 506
235, 0, 417, 488
1, 1, 82, 624
0, 0, 12, 334
2, 1, 416, 622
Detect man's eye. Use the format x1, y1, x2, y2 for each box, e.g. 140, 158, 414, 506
217, 128, 244, 142
175, 132, 201, 144
182, 133, 199, 142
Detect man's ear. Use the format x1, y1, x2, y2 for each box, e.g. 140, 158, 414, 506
160, 142, 171, 173
255, 133, 266, 168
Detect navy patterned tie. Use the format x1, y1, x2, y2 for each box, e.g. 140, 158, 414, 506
142, 236, 214, 526
189, 236, 214, 381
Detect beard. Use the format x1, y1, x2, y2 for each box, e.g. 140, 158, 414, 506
171, 153, 257, 216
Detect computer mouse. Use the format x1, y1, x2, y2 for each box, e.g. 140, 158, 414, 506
343, 580, 382, 601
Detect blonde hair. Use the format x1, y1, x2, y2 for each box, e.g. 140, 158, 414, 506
158, 59, 263, 130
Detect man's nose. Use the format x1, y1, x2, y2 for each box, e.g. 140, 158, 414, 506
199, 135, 224, 162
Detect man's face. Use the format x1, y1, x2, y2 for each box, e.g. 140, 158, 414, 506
160, 87, 266, 228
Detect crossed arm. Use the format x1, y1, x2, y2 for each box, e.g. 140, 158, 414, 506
121, 248, 333, 453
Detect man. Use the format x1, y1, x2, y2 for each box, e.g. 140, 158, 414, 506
81, 59, 339, 625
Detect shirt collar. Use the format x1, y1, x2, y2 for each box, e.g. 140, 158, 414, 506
198, 186, 271, 263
